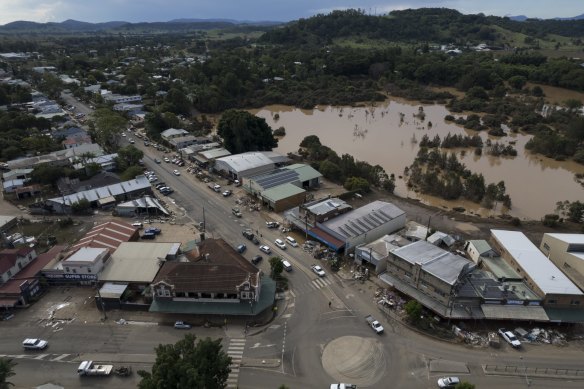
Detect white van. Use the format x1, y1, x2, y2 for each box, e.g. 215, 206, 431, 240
282, 260, 292, 272
285, 236, 299, 247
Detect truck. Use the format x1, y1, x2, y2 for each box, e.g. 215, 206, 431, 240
77, 360, 114, 376
365, 315, 384, 334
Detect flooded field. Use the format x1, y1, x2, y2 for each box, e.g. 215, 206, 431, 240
253, 99, 584, 220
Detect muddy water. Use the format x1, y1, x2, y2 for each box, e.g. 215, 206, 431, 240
252, 100, 584, 220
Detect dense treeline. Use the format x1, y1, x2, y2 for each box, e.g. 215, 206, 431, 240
0, 110, 58, 160
406, 148, 511, 209
299, 135, 395, 194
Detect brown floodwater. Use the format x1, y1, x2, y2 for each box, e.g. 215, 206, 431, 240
252, 100, 584, 220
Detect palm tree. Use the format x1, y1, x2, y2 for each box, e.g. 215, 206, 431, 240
0, 358, 16, 388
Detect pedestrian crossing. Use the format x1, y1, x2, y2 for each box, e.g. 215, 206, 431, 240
0, 353, 75, 363
290, 276, 335, 295
226, 338, 246, 389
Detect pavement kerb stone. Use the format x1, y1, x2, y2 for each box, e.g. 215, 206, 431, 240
248, 293, 290, 337
74, 353, 157, 364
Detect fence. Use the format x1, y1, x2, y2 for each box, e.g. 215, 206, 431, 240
484, 364, 584, 379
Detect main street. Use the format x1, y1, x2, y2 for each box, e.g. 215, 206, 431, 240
4, 120, 584, 388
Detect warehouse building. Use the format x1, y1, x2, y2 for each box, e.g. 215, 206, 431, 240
214, 151, 289, 180
539, 233, 584, 292
490, 230, 584, 311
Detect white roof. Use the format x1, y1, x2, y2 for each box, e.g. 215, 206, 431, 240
545, 233, 584, 244
492, 230, 583, 295
216, 152, 274, 172
65, 247, 108, 263
161, 128, 188, 138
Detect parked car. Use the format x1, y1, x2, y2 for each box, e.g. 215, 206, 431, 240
266, 221, 279, 228
242, 230, 254, 240
131, 222, 143, 228
144, 227, 161, 235
22, 338, 48, 350
274, 239, 286, 250
222, 190, 232, 197
437, 376, 460, 388
160, 188, 174, 195
251, 255, 263, 265
259, 245, 271, 254
236, 244, 247, 253
174, 321, 191, 329
311, 264, 326, 277
141, 232, 156, 240
164, 157, 170, 163
173, 170, 181, 176
155, 183, 166, 189
154, 158, 161, 164
498, 328, 521, 348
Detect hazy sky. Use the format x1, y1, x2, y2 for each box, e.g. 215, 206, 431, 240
0, 0, 582, 25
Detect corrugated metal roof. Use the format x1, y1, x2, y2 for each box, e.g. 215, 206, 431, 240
469, 240, 493, 255
481, 304, 549, 321
262, 183, 305, 202
216, 152, 274, 172
492, 230, 583, 296
284, 164, 322, 182
324, 201, 405, 238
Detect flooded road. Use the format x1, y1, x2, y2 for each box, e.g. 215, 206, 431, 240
253, 100, 584, 220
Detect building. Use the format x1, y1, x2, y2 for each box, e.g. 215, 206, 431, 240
0, 215, 18, 234
42, 175, 151, 214
67, 220, 140, 254
0, 247, 37, 284
192, 147, 231, 167
540, 233, 584, 292
98, 242, 180, 288
72, 153, 118, 172
61, 247, 110, 284
385, 240, 475, 306
244, 163, 322, 212
0, 245, 66, 309
214, 152, 278, 180
294, 200, 406, 253
464, 240, 498, 264
115, 196, 169, 217
490, 230, 584, 309
2, 168, 33, 182
149, 238, 275, 316
355, 234, 410, 274
161, 128, 189, 140
103, 94, 142, 104
168, 135, 201, 150
7, 143, 104, 170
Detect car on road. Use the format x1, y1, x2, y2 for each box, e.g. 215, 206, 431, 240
330, 384, 357, 389
160, 188, 174, 195
129, 139, 135, 144
311, 264, 326, 277
437, 376, 460, 388
266, 221, 279, 228
164, 157, 170, 163
173, 169, 181, 176
498, 328, 521, 348
121, 132, 126, 137
222, 190, 232, 197
251, 255, 263, 265
236, 244, 247, 253
242, 229, 254, 240
259, 245, 271, 254
154, 158, 161, 164
274, 238, 286, 250
131, 222, 143, 228
22, 338, 48, 350
174, 321, 191, 329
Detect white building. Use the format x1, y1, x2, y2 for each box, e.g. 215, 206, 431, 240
214, 152, 276, 179
62, 247, 109, 279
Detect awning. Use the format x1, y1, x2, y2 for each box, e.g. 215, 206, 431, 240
0, 297, 20, 307
308, 227, 345, 251
98, 282, 128, 299
98, 196, 116, 206
481, 304, 549, 321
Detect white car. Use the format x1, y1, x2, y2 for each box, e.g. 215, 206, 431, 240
22, 338, 48, 350
498, 328, 521, 348
259, 245, 271, 254
437, 376, 460, 388
311, 264, 326, 277
274, 239, 286, 250
173, 170, 181, 176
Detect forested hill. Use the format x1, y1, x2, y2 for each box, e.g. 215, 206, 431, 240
259, 8, 584, 45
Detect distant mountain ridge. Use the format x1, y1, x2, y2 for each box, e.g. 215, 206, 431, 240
508, 13, 584, 21
0, 18, 281, 34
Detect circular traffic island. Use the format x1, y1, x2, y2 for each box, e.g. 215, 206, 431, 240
322, 335, 386, 386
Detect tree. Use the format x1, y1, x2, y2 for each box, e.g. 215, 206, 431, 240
404, 300, 423, 324
217, 110, 278, 154
269, 257, 284, 279
344, 176, 370, 193
507, 75, 527, 90
116, 145, 144, 171
120, 165, 145, 181
0, 358, 16, 388
138, 334, 230, 389
92, 108, 127, 151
